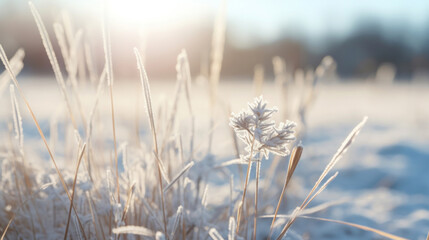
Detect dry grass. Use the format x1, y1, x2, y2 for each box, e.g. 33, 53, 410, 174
0, 2, 411, 240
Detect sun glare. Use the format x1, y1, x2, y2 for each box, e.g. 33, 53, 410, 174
109, 0, 205, 28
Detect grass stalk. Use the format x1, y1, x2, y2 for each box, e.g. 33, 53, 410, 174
252, 64, 264, 96
236, 134, 256, 233
101, 0, 120, 204
121, 182, 136, 223
207, 0, 227, 154
300, 117, 367, 209
86, 192, 103, 240
0, 48, 24, 97
53, 23, 87, 130
134, 48, 169, 239
268, 146, 303, 239
252, 157, 261, 240
64, 143, 87, 240
276, 117, 368, 239
227, 105, 243, 185
28, 2, 78, 129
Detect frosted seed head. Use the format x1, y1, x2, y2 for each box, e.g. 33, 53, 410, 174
230, 96, 297, 160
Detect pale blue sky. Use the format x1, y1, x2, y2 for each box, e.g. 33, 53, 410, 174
220, 0, 429, 47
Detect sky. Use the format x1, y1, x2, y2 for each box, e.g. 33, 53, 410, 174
1, 0, 429, 49
222, 0, 429, 48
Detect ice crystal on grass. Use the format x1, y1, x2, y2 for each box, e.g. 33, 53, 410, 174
230, 96, 296, 160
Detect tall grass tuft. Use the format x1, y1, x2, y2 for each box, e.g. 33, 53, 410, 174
101, 0, 120, 205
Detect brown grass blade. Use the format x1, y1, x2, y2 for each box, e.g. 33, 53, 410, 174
268, 146, 303, 239
236, 134, 256, 233
121, 182, 136, 223
64, 143, 87, 240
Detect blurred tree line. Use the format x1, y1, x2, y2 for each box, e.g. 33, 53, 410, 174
1, 3, 429, 81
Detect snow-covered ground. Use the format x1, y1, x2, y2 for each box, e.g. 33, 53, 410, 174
1, 78, 428, 239
287, 82, 429, 239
